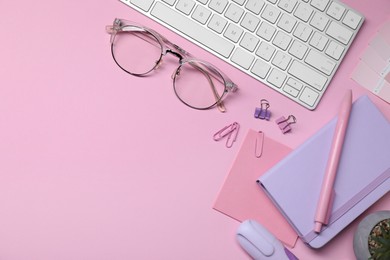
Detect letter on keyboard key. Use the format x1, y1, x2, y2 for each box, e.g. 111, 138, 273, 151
283, 84, 299, 97
261, 5, 281, 24
245, 0, 265, 14
327, 1, 345, 20
176, 0, 196, 15
325, 41, 344, 60
224, 23, 243, 42
294, 3, 313, 22
305, 50, 335, 75
267, 69, 286, 88
288, 61, 327, 91
151, 2, 234, 58
192, 5, 212, 24
225, 4, 244, 23
130, 0, 155, 11
209, 0, 229, 14
326, 21, 353, 45
343, 10, 362, 30
278, 0, 298, 13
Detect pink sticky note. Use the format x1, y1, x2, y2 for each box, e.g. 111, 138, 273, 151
378, 19, 390, 45
213, 129, 298, 247
369, 34, 390, 62
361, 45, 388, 74
352, 61, 390, 104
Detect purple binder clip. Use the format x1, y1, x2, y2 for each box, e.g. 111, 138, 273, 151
276, 115, 296, 134
254, 99, 271, 120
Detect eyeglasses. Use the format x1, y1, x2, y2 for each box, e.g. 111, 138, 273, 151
106, 18, 238, 112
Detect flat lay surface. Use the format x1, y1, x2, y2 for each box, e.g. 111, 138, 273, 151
0, 1, 389, 259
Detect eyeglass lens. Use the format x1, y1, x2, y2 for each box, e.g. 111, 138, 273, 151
173, 61, 227, 110
111, 27, 227, 110
112, 29, 162, 76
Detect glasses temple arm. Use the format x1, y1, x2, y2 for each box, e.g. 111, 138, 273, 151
195, 65, 226, 113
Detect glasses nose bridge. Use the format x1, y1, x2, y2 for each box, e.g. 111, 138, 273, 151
165, 49, 184, 63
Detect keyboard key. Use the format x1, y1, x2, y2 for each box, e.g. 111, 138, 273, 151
309, 31, 328, 51
245, 0, 265, 14
277, 13, 297, 33
272, 51, 291, 70
326, 21, 353, 45
241, 12, 260, 32
325, 41, 344, 60
208, 14, 228, 33
240, 32, 260, 52
288, 40, 307, 59
261, 4, 281, 24
283, 84, 299, 97
151, 2, 234, 58
225, 4, 244, 23
130, 0, 155, 11
294, 3, 313, 22
256, 41, 276, 61
192, 5, 212, 24
343, 10, 362, 30
310, 0, 329, 12
278, 0, 297, 13
273, 31, 292, 50
209, 0, 228, 13
289, 60, 327, 91
231, 48, 255, 69
294, 22, 312, 42
224, 23, 243, 42
176, 0, 196, 15
326, 1, 345, 20
310, 12, 329, 31
305, 49, 335, 75
256, 22, 276, 41
251, 59, 271, 78
286, 77, 303, 90
299, 87, 319, 107
267, 69, 287, 88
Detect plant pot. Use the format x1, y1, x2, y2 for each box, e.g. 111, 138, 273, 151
353, 210, 390, 260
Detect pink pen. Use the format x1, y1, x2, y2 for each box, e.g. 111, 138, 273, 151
314, 90, 353, 233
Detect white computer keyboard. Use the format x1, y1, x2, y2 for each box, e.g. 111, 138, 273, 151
120, 0, 364, 110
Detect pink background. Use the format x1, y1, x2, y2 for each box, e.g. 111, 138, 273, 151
0, 0, 389, 259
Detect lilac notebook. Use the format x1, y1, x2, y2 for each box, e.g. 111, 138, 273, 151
258, 95, 390, 249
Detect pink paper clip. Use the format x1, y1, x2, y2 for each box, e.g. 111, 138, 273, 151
213, 122, 240, 148
255, 131, 264, 158
276, 115, 296, 134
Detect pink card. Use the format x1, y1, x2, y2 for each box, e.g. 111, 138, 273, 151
378, 20, 390, 45
213, 129, 298, 247
352, 18, 390, 104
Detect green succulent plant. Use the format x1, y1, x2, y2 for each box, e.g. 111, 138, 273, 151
368, 218, 390, 260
